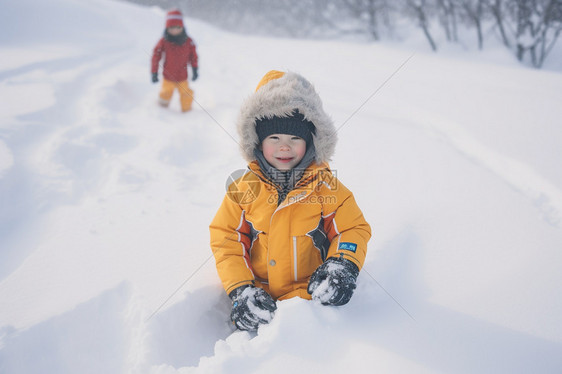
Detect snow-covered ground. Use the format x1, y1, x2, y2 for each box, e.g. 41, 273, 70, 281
1, 0, 562, 372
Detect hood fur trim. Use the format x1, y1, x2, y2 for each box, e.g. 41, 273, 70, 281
236, 71, 337, 164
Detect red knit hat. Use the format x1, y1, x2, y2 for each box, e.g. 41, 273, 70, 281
166, 9, 184, 28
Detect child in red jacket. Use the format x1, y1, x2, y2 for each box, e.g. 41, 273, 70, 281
151, 9, 199, 112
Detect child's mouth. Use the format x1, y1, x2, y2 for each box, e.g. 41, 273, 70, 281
276, 157, 293, 163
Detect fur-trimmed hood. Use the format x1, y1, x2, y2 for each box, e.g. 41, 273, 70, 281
236, 71, 337, 164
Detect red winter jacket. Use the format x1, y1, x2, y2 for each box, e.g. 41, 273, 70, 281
151, 36, 198, 82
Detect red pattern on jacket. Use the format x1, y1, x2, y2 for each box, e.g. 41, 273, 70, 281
151, 37, 198, 82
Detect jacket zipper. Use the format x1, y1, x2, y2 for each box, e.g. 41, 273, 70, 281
255, 172, 317, 285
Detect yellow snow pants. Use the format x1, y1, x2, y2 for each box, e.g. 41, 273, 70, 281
159, 79, 194, 112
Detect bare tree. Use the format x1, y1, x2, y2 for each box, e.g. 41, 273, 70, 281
506, 0, 562, 67
405, 0, 439, 51
487, 0, 512, 47
457, 0, 488, 49
341, 0, 385, 40
436, 0, 460, 41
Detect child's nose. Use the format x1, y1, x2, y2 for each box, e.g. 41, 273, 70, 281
279, 143, 290, 151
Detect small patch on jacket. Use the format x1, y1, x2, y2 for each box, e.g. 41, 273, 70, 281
338, 242, 357, 253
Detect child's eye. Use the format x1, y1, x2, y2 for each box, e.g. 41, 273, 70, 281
291, 136, 303, 141
268, 136, 279, 140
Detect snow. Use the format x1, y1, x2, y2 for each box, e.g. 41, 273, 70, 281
0, 140, 13, 177
1, 0, 562, 372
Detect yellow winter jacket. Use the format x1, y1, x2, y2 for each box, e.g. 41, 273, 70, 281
210, 161, 371, 301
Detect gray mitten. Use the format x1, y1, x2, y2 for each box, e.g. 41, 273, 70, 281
229, 285, 277, 331
307, 257, 359, 306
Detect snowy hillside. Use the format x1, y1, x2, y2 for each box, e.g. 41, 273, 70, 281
1, 0, 562, 373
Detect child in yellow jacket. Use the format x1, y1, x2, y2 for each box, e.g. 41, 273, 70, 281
210, 70, 371, 331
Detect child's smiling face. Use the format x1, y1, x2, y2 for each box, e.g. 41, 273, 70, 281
261, 134, 307, 171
